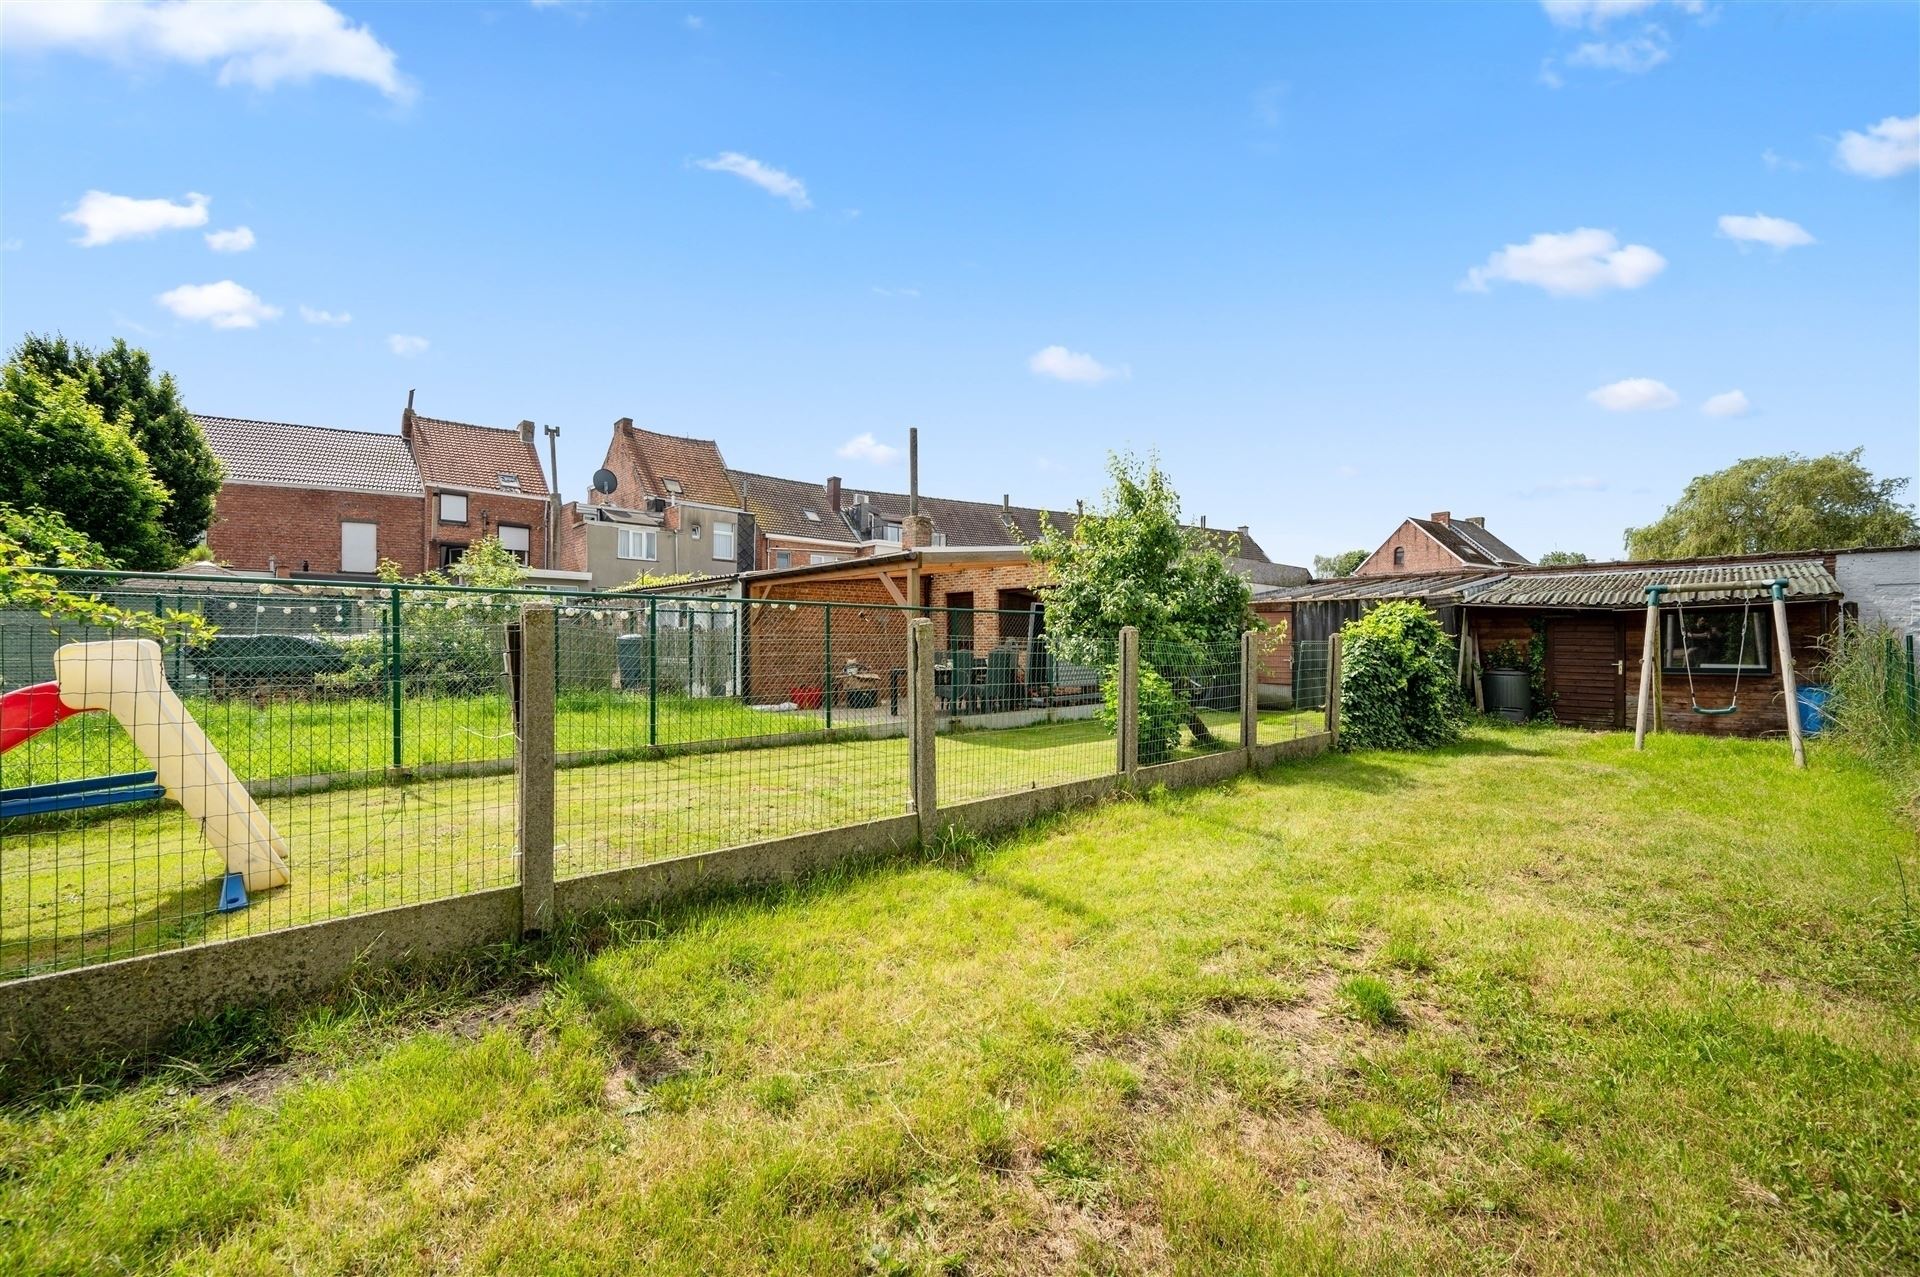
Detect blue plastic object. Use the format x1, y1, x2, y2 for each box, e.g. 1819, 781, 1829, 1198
217, 871, 250, 913
1796, 684, 1830, 736
0, 771, 165, 820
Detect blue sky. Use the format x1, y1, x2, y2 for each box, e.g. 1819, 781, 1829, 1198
2, 1, 1915, 568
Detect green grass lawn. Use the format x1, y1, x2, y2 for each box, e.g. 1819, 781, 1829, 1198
4, 725, 1914, 1274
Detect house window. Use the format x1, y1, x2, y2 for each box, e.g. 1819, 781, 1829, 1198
340, 521, 378, 574
1392, 546, 1405, 567
810, 553, 844, 565
803, 510, 821, 523
932, 532, 948, 547
1661, 610, 1772, 675
713, 521, 735, 561
775, 550, 793, 569
498, 474, 522, 492
497, 524, 531, 564
663, 478, 683, 495
437, 492, 468, 525
438, 542, 469, 569
882, 523, 902, 543
617, 528, 658, 561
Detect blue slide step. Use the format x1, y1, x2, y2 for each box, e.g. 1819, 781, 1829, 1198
0, 771, 166, 819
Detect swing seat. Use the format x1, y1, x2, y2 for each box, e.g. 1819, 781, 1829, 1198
1690, 703, 1739, 717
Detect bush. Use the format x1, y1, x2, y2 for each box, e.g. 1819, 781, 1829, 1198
1819, 619, 1918, 801
1337, 601, 1463, 751
1101, 662, 1184, 765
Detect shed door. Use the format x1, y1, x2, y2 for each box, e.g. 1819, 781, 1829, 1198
1546, 617, 1626, 730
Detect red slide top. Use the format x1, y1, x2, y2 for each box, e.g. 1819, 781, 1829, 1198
0, 682, 96, 754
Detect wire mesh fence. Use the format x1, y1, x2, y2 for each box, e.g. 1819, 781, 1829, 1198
551, 597, 914, 877
933, 610, 1118, 802
3, 571, 1338, 981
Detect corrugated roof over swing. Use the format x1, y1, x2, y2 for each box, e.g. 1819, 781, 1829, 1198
1459, 560, 1840, 610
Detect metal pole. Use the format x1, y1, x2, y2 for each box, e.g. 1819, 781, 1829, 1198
387, 585, 404, 771
1634, 586, 1661, 751
823, 602, 834, 730
647, 596, 659, 747
1771, 580, 1806, 769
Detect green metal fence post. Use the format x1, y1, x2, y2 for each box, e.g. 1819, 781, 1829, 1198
824, 602, 834, 731
387, 585, 404, 770
647, 596, 659, 747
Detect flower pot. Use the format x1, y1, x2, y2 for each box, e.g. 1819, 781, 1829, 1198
1483, 669, 1530, 723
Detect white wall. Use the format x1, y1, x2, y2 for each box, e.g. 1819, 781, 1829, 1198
1835, 547, 1920, 637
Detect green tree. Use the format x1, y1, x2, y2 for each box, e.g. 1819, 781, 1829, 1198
1626, 449, 1918, 559
1336, 601, 1463, 752
0, 504, 211, 642
1032, 452, 1255, 746
1313, 549, 1368, 578
1536, 550, 1591, 566
0, 363, 173, 569
10, 334, 222, 556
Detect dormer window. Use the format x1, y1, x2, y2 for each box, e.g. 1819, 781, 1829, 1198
663, 478, 683, 495
498, 473, 521, 492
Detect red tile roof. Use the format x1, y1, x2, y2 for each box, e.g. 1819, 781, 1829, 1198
598, 423, 739, 509
408, 412, 549, 496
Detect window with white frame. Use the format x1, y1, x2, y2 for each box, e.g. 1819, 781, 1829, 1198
497, 524, 530, 564
713, 521, 735, 561
775, 550, 793, 569
811, 553, 845, 565
882, 523, 902, 543
340, 521, 378, 573
437, 492, 468, 525
617, 528, 658, 560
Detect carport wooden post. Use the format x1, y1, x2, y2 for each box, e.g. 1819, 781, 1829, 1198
1634, 585, 1662, 751
1324, 633, 1343, 747
1118, 626, 1140, 782
1771, 580, 1807, 769
514, 603, 557, 938
908, 617, 938, 842
1240, 630, 1258, 755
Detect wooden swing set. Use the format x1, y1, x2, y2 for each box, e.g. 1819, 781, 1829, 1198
1632, 576, 1806, 769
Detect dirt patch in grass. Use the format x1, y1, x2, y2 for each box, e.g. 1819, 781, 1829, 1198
603, 1025, 693, 1112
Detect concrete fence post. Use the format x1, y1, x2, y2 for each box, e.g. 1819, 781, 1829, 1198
514, 603, 557, 937
1325, 632, 1343, 748
1240, 630, 1258, 757
908, 616, 938, 843
1118, 625, 1140, 783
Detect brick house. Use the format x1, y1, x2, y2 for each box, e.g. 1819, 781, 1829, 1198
199, 416, 428, 577
558, 420, 751, 589
404, 400, 555, 571
1355, 510, 1531, 576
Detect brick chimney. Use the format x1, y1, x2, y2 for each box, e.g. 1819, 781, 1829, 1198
401, 388, 416, 438
826, 476, 842, 512
1002, 493, 1011, 511
616, 416, 634, 434
901, 513, 933, 549
517, 419, 535, 445
1466, 516, 1486, 528
1199, 514, 1207, 529
1236, 524, 1249, 540
1431, 511, 1451, 524
901, 427, 932, 549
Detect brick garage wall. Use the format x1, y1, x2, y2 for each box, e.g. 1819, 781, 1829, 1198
208, 483, 426, 576
926, 562, 1052, 653
743, 578, 908, 703
1467, 602, 1836, 738
426, 490, 551, 569
1354, 520, 1460, 576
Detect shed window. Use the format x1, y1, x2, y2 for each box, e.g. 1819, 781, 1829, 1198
1661, 609, 1772, 675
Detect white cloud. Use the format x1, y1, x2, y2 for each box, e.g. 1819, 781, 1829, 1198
387, 333, 430, 357
693, 152, 811, 210
1537, 58, 1565, 89
1028, 345, 1126, 385
1461, 228, 1666, 297
0, 239, 21, 252
871, 286, 920, 298
1566, 32, 1669, 73
1761, 148, 1802, 172
3, 0, 413, 102
1834, 114, 1920, 179
1701, 389, 1751, 418
684, 14, 705, 30
1717, 212, 1813, 251
63, 190, 208, 246
835, 432, 900, 466
204, 225, 255, 253
299, 305, 351, 326
1587, 378, 1678, 411
155, 280, 280, 329
1540, 0, 1659, 28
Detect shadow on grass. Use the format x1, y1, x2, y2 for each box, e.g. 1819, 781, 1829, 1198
0, 877, 226, 980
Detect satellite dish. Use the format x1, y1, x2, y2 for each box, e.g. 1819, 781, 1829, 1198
591, 468, 619, 495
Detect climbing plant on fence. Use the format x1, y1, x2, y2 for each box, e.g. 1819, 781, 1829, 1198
1337, 601, 1463, 751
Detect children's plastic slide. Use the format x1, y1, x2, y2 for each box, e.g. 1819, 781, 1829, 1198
1, 639, 291, 895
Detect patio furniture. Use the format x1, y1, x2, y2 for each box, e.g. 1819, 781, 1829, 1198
984, 647, 1018, 711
